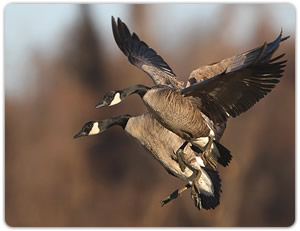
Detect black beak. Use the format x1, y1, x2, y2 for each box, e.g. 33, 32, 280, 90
73, 131, 86, 139
95, 100, 107, 109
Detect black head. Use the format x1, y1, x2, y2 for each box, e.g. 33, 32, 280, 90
96, 90, 122, 108
73, 115, 131, 139
73, 121, 101, 138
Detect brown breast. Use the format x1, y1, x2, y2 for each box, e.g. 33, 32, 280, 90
143, 87, 211, 140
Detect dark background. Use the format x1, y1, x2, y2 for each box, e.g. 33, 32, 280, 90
5, 4, 295, 227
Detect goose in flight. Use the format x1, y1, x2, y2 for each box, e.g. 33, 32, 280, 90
97, 85, 231, 169
74, 113, 222, 210
74, 17, 233, 210
98, 17, 288, 172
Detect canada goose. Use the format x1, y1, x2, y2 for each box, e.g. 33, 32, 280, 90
101, 17, 288, 171
74, 113, 222, 210
97, 17, 230, 171
96, 85, 231, 169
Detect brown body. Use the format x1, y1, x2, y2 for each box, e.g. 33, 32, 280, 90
143, 87, 211, 141
121, 113, 220, 207
125, 113, 198, 182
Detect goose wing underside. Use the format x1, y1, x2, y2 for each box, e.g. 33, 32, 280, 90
186, 31, 289, 87
112, 17, 177, 86
182, 32, 289, 124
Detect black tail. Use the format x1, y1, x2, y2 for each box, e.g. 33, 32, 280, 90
197, 168, 222, 210
190, 141, 232, 167
214, 141, 232, 167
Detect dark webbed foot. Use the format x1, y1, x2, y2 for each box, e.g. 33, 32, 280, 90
174, 141, 189, 172
174, 152, 204, 210
171, 150, 186, 172
160, 184, 191, 207
201, 150, 217, 170
190, 168, 203, 210
201, 135, 217, 170
171, 151, 177, 161
176, 149, 187, 172
191, 183, 201, 210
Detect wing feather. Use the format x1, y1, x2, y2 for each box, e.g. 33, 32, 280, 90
187, 31, 290, 87
182, 48, 288, 123
112, 17, 177, 85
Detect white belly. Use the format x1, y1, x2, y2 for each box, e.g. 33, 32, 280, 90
193, 137, 209, 147
192, 128, 215, 148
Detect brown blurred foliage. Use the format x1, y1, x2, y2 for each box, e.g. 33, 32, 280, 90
5, 4, 295, 227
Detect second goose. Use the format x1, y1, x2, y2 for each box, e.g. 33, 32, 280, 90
74, 113, 222, 210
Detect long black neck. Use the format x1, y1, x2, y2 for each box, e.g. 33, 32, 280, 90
121, 84, 150, 98
101, 114, 131, 130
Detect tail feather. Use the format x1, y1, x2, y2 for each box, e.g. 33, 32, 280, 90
213, 141, 232, 167
197, 168, 222, 210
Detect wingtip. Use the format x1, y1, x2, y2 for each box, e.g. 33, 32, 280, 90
112, 16, 123, 29
111, 16, 117, 30
117, 17, 122, 26
281, 35, 290, 42
279, 28, 290, 42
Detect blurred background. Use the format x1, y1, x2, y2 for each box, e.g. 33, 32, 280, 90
4, 3, 295, 227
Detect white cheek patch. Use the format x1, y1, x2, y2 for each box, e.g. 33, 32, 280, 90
89, 122, 100, 135
109, 92, 122, 106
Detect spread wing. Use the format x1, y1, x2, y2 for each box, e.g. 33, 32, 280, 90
112, 17, 178, 86
182, 32, 289, 124
186, 31, 289, 87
